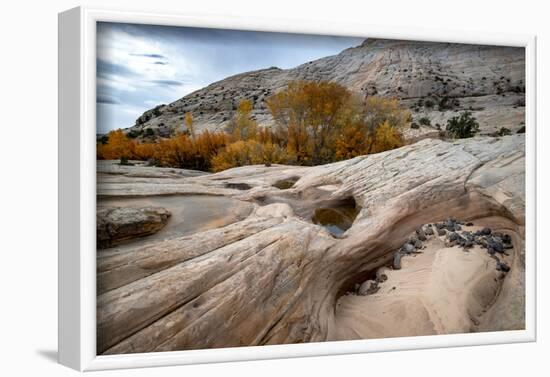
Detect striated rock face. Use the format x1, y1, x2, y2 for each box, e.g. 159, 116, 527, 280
97, 206, 171, 248
126, 39, 525, 138
97, 134, 525, 354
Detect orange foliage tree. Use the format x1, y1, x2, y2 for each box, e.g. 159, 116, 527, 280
98, 82, 409, 172
227, 99, 258, 141
267, 81, 405, 165
211, 140, 289, 172
97, 129, 134, 162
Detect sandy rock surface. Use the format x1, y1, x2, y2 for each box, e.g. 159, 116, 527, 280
96, 134, 525, 354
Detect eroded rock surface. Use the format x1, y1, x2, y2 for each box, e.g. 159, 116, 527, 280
97, 134, 525, 354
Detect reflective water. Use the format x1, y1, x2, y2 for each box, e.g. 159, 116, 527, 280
98, 195, 253, 250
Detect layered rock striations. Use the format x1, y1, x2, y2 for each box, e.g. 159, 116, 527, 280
97, 134, 525, 354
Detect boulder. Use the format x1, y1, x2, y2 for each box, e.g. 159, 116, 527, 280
357, 280, 379, 296
97, 207, 171, 248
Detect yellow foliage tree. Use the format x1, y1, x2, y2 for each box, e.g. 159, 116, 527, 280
154, 133, 195, 169
369, 120, 404, 154
267, 81, 368, 164
97, 129, 134, 162
364, 96, 411, 133
335, 123, 370, 160
152, 130, 229, 171
211, 140, 290, 172
227, 99, 258, 141
133, 142, 157, 161
184, 112, 195, 139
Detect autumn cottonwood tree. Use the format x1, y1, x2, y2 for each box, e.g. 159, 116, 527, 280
97, 130, 135, 163
227, 99, 258, 141
155, 130, 229, 171
267, 81, 359, 164
213, 99, 288, 171
267, 81, 407, 164
184, 112, 195, 139
211, 140, 287, 172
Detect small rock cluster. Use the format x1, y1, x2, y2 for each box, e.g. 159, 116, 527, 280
392, 218, 513, 273
392, 223, 437, 270
352, 267, 391, 296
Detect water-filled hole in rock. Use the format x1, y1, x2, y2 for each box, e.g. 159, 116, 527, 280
311, 197, 360, 236
273, 176, 300, 190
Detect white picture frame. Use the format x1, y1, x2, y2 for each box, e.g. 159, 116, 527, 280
58, 5, 537, 371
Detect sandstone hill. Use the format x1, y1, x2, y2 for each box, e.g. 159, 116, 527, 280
124, 38, 525, 139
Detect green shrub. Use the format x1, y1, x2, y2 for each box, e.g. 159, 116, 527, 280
496, 127, 511, 136
119, 156, 133, 166
127, 130, 141, 139
418, 117, 431, 126
445, 111, 479, 139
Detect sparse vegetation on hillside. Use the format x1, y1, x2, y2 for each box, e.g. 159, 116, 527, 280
97, 81, 410, 171
496, 127, 512, 137
418, 116, 431, 126
445, 111, 480, 139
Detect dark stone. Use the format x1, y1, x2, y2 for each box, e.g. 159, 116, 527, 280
393, 252, 403, 270
416, 227, 427, 241
225, 182, 252, 190
502, 234, 512, 244
446, 240, 457, 247
489, 240, 504, 253
481, 227, 492, 235
449, 232, 459, 242
496, 261, 511, 272
402, 243, 415, 254
465, 222, 474, 226
437, 228, 446, 236
424, 225, 434, 236
478, 236, 489, 246
414, 239, 423, 249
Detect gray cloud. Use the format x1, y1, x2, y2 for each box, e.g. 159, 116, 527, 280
96, 22, 364, 133
131, 53, 166, 59
148, 79, 185, 86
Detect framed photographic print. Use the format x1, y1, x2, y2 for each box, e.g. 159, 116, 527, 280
58, 6, 536, 371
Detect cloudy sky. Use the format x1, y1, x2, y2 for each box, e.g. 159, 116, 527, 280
96, 22, 364, 134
